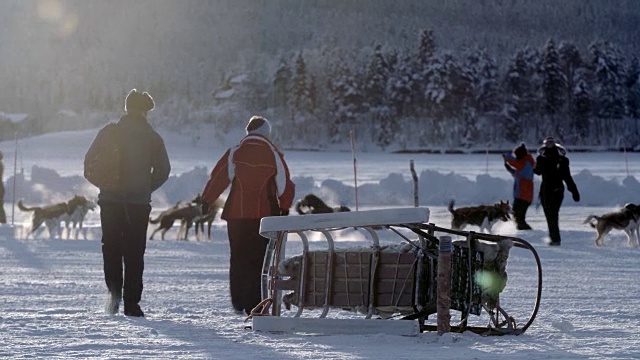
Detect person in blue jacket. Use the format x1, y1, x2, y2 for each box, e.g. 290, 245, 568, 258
503, 143, 536, 230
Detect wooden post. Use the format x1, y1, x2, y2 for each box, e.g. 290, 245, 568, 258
437, 235, 452, 335
410, 160, 418, 207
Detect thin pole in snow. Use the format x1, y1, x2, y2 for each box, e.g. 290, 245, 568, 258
623, 142, 630, 177
485, 144, 489, 174
350, 130, 358, 211
11, 131, 17, 225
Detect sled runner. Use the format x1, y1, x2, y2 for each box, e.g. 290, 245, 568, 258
252, 207, 541, 336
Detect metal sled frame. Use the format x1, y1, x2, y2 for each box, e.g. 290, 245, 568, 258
253, 207, 542, 337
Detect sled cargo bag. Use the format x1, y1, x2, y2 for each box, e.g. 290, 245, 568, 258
281, 242, 484, 316
302, 248, 417, 310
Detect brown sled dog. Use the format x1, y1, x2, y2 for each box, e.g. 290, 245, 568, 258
18, 195, 92, 239
193, 198, 225, 241
148, 195, 204, 241
448, 199, 512, 234
295, 194, 351, 215
583, 203, 640, 246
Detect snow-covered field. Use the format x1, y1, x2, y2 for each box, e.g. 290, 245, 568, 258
1, 127, 640, 359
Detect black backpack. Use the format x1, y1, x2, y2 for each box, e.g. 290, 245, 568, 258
84, 123, 123, 191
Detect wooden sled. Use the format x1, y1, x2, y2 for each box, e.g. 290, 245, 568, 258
252, 207, 541, 337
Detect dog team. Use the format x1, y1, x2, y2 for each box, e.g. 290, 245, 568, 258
6, 88, 633, 320
15, 134, 636, 247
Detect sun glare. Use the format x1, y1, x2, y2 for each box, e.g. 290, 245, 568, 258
36, 0, 64, 22
36, 0, 78, 38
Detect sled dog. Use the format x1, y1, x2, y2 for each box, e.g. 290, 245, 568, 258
61, 197, 96, 239
193, 198, 224, 241
295, 194, 351, 215
18, 195, 92, 239
149, 195, 203, 241
583, 203, 640, 246
448, 199, 512, 234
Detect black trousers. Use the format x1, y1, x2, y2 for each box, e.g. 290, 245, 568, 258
539, 189, 564, 244
226, 219, 269, 313
512, 198, 531, 227
0, 185, 6, 223
100, 201, 151, 305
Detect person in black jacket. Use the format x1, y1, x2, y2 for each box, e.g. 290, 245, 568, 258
533, 137, 580, 246
84, 89, 171, 316
0, 150, 6, 224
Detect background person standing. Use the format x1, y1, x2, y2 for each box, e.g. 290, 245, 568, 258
84, 89, 171, 316
533, 137, 580, 246
0, 150, 6, 224
503, 143, 535, 230
202, 116, 295, 315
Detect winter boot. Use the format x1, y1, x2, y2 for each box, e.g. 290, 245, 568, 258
517, 223, 533, 230
105, 291, 121, 315
124, 303, 145, 317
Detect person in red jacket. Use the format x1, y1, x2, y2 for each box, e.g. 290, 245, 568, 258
202, 116, 295, 314
503, 143, 535, 230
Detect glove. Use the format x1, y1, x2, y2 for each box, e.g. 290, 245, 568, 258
280, 208, 290, 216
572, 191, 580, 202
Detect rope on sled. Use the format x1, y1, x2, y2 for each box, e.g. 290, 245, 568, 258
244, 298, 274, 322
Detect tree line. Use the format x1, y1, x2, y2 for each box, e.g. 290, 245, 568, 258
245, 29, 640, 150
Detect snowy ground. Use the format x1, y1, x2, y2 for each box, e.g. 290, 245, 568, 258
1, 127, 640, 359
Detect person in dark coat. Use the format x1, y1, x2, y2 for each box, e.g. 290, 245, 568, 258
202, 116, 295, 315
84, 89, 171, 316
533, 137, 580, 246
0, 150, 6, 224
503, 143, 535, 230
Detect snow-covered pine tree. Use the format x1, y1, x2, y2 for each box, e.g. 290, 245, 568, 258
589, 41, 627, 120
363, 44, 398, 147
572, 79, 592, 142
542, 39, 566, 137
363, 44, 389, 109
327, 60, 364, 143
387, 54, 419, 117
457, 48, 500, 147
287, 51, 315, 144
508, 47, 544, 139
422, 51, 463, 144
414, 28, 438, 117
290, 52, 313, 115
626, 56, 640, 137
272, 58, 292, 109
558, 41, 582, 114
417, 28, 436, 67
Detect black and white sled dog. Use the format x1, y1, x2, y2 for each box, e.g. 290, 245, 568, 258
583, 203, 640, 246
18, 195, 93, 239
448, 199, 512, 234
295, 194, 351, 215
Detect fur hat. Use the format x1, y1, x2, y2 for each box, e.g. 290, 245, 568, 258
125, 89, 155, 113
539, 136, 567, 156
542, 136, 557, 148
514, 143, 527, 159
245, 116, 271, 137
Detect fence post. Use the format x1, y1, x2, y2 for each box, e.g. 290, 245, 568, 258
410, 160, 418, 207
